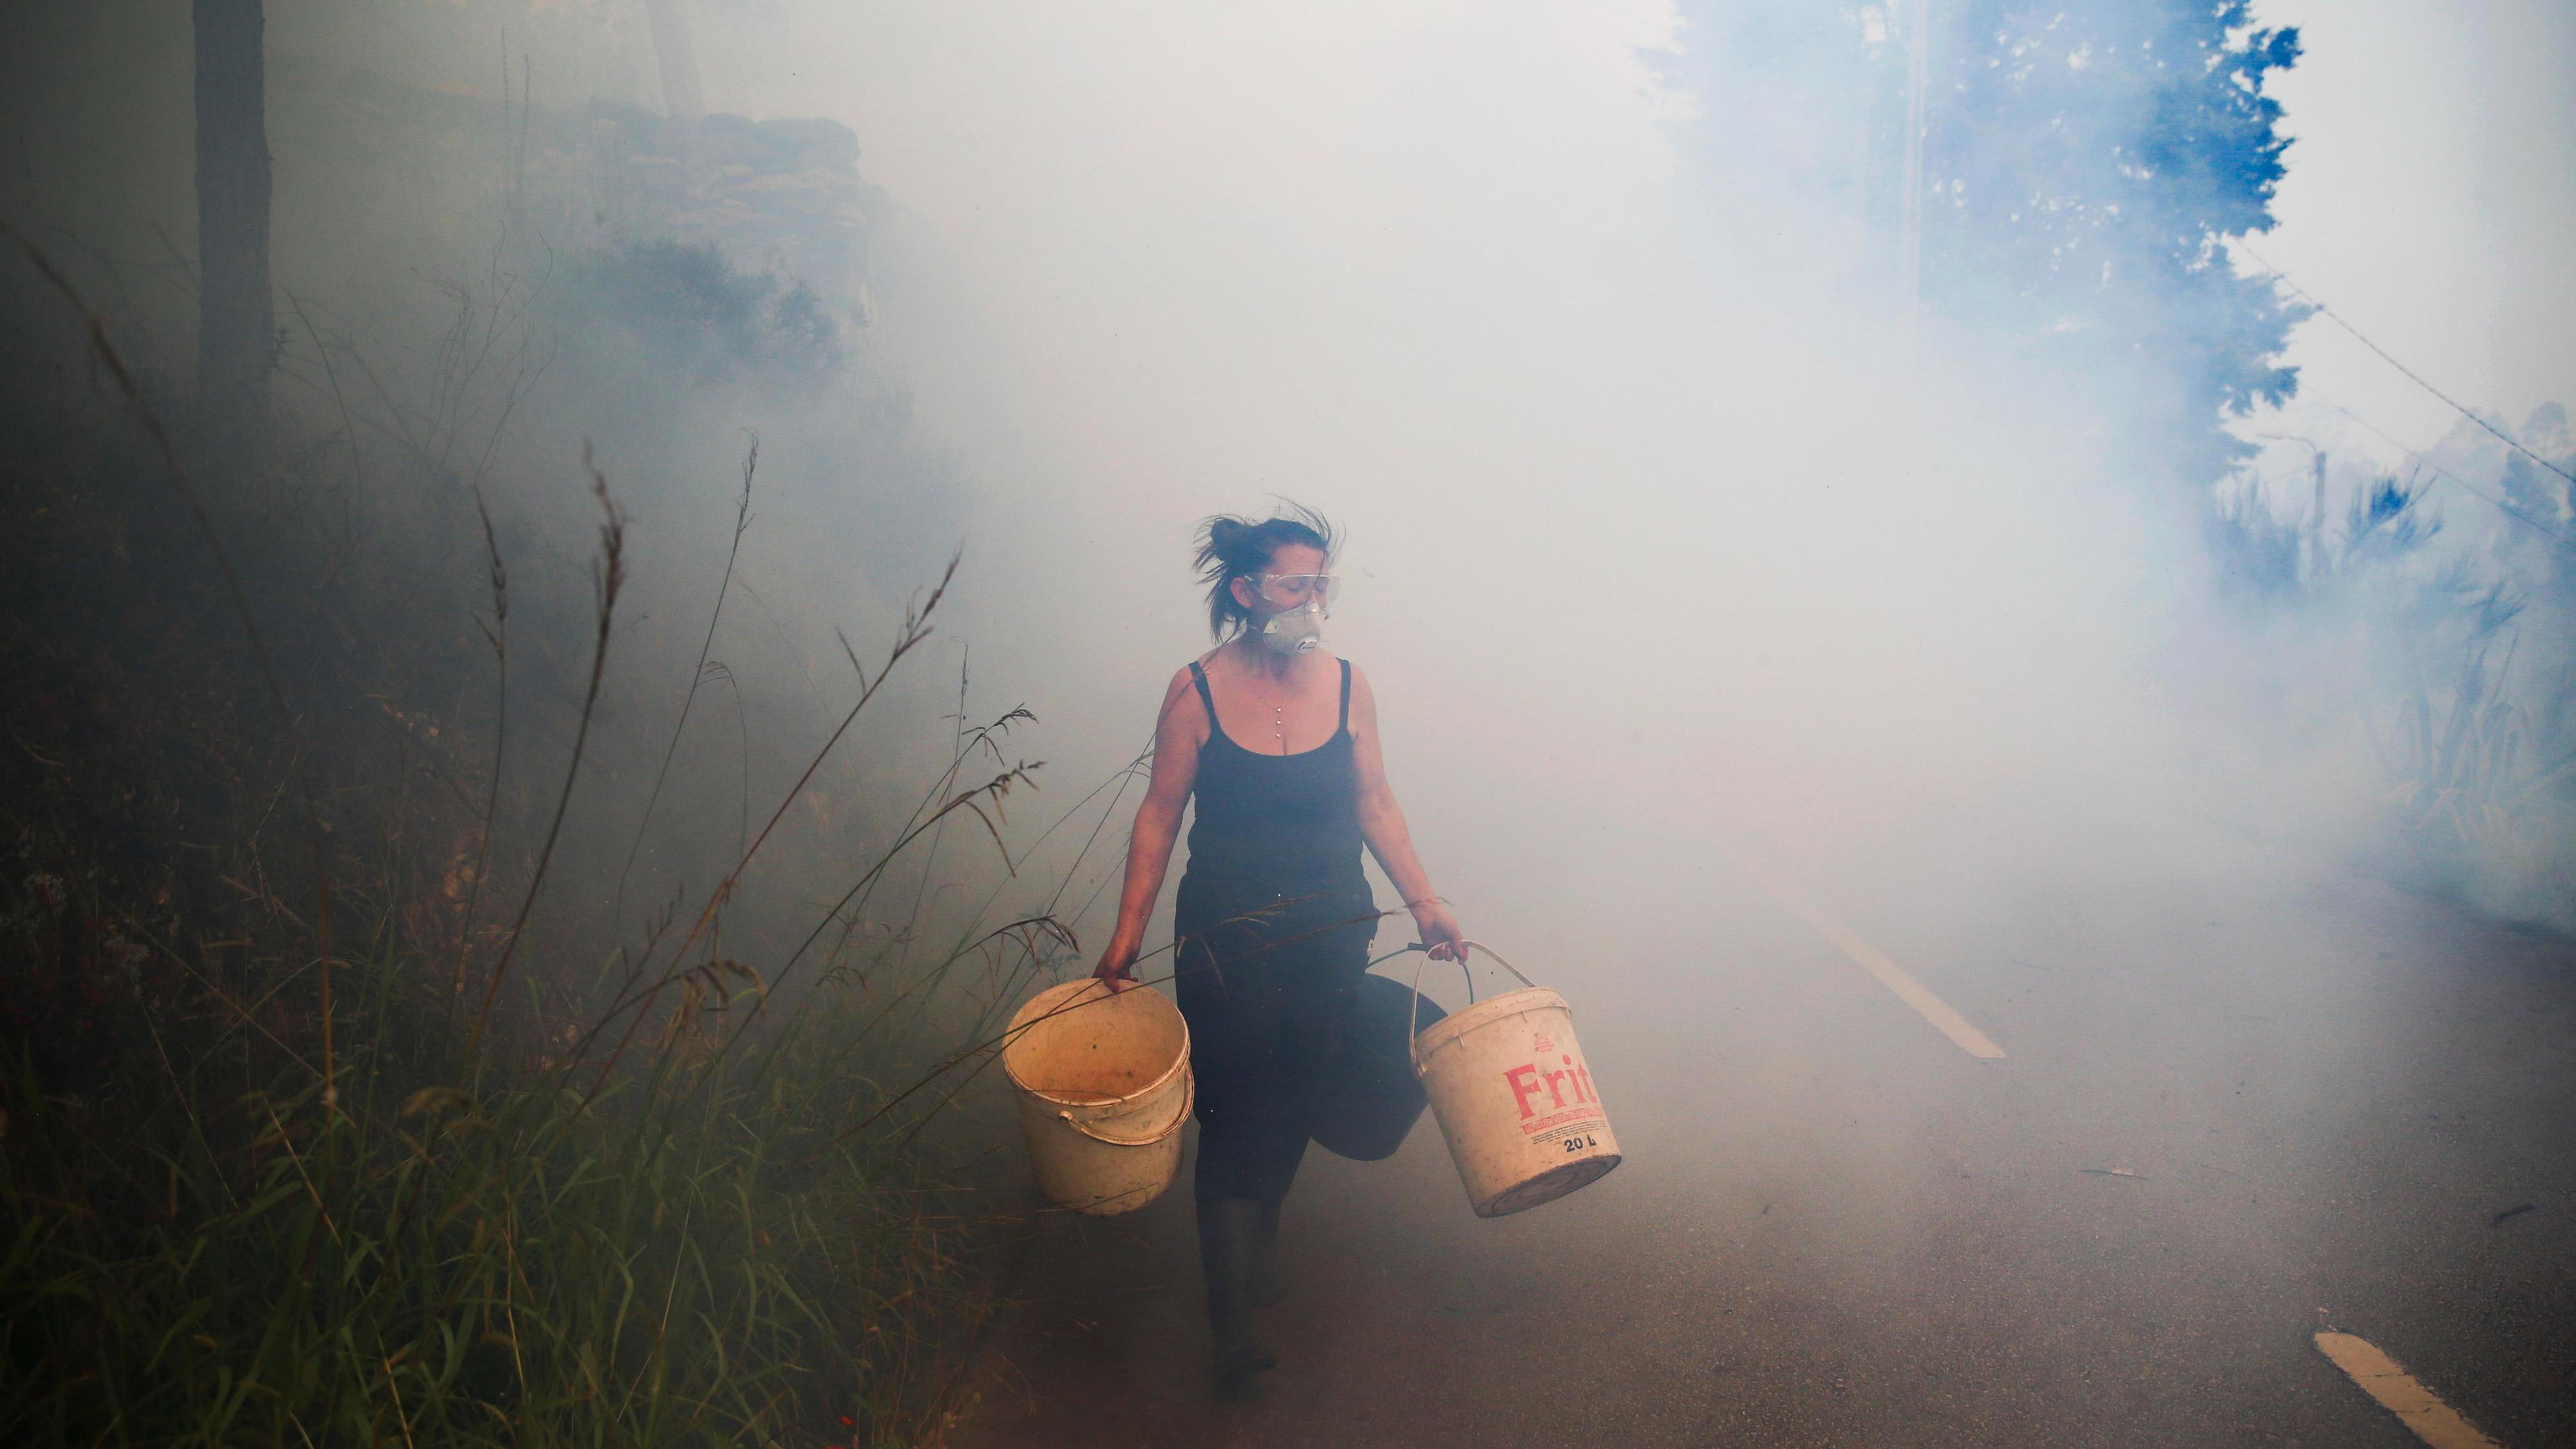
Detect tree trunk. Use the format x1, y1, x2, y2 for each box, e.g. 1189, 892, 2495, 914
194, 0, 272, 431
642, 0, 706, 123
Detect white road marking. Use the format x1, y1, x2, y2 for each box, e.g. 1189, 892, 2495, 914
1727, 855, 2007, 1060
2315, 1332, 2502, 1449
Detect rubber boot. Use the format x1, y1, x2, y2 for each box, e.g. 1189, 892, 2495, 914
1249, 1198, 1285, 1309
1198, 1197, 1278, 1393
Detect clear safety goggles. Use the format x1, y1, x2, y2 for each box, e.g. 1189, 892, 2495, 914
1250, 573, 1341, 609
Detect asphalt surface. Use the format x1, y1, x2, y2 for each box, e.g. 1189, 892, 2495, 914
945, 843, 2576, 1447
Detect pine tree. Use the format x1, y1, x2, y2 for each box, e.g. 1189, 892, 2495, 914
1918, 0, 2305, 484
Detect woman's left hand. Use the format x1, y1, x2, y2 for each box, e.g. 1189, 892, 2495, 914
1410, 899, 1467, 962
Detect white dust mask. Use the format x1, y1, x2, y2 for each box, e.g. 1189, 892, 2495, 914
1255, 599, 1327, 656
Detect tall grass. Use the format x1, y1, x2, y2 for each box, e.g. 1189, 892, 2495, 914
2207, 464, 2576, 929
2, 963, 1024, 1446
0, 259, 1099, 1445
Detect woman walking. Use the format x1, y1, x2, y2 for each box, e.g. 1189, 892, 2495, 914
1094, 507, 1465, 1393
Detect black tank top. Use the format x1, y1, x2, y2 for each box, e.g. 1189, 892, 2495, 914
1182, 658, 1364, 890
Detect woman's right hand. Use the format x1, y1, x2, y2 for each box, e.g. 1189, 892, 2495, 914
1410, 898, 1468, 963
1093, 934, 1140, 992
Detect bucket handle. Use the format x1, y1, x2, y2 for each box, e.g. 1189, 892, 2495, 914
1405, 938, 1536, 1075
1057, 1068, 1195, 1147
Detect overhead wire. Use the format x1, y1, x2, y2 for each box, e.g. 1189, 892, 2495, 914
2301, 391, 2568, 543
2226, 241, 2572, 542
2237, 240, 2576, 491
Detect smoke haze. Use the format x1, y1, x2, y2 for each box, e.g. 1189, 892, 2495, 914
774, 1, 2243, 959
6, 6, 2576, 1444
6, 0, 2570, 1001
12, 0, 2557, 974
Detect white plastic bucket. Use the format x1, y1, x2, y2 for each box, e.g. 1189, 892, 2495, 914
1410, 942, 1621, 1218
1001, 978, 1194, 1215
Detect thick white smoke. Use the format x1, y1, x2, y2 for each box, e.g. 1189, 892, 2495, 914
672, 2, 2228, 969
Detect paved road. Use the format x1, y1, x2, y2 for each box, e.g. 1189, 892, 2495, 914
946, 842, 2576, 1446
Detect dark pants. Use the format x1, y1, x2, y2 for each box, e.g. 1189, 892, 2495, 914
1173, 875, 1377, 1205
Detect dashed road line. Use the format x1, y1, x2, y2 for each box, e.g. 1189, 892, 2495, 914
2315, 1332, 2501, 1449
1726, 854, 2006, 1059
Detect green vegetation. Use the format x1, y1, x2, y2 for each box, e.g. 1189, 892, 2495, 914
2208, 455, 2576, 933
0, 269, 1078, 1446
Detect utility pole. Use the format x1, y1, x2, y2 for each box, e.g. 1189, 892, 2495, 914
1899, 0, 1929, 330
2259, 434, 2331, 575
642, 0, 706, 123
194, 0, 274, 437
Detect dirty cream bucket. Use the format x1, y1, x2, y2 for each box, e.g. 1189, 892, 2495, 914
1410, 941, 1621, 1218
1002, 978, 1193, 1215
